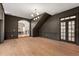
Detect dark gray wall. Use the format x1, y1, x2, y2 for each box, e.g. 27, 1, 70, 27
39, 15, 60, 40
5, 14, 30, 39
39, 6, 79, 45
0, 4, 4, 43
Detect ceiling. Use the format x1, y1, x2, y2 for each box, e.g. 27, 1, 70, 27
3, 3, 79, 19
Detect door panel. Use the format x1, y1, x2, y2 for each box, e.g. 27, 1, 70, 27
60, 22, 66, 40
68, 21, 75, 42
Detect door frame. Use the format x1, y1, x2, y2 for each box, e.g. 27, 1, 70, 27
18, 20, 30, 37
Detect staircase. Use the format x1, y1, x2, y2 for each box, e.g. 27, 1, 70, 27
31, 13, 51, 37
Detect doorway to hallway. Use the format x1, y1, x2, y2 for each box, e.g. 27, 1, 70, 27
18, 20, 30, 37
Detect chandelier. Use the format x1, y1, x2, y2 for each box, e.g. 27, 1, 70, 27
31, 9, 40, 21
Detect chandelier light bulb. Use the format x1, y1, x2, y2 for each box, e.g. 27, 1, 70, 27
36, 17, 37, 20
38, 16, 39, 18
31, 14, 34, 17
33, 18, 36, 20
36, 12, 39, 15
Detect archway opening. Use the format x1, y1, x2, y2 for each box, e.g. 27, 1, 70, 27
18, 20, 30, 37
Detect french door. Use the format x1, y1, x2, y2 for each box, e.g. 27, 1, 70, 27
60, 22, 66, 40
60, 20, 75, 43
60, 16, 76, 43
68, 20, 75, 42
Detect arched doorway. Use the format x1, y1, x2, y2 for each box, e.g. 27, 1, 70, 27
18, 20, 30, 37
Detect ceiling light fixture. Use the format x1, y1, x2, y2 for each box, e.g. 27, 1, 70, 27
31, 9, 40, 21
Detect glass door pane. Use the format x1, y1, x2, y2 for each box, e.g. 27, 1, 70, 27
68, 21, 75, 42
61, 22, 66, 40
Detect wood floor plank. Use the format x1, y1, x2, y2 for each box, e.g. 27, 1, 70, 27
0, 37, 79, 56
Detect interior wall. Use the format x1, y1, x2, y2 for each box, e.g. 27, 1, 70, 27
0, 21, 3, 40
39, 15, 60, 40
5, 14, 30, 39
39, 6, 79, 44
0, 4, 4, 43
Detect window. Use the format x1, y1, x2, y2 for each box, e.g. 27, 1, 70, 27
65, 17, 70, 20
60, 18, 64, 21
70, 16, 76, 19
60, 15, 76, 21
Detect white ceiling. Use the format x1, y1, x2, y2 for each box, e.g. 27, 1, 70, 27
3, 3, 79, 19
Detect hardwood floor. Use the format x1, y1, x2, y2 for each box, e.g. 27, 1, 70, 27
0, 37, 79, 56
